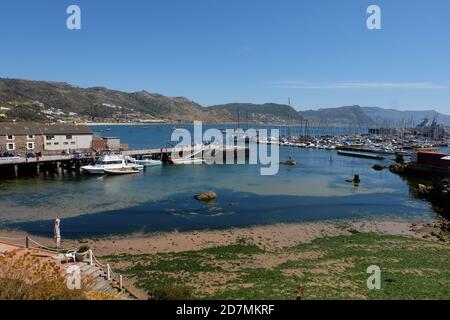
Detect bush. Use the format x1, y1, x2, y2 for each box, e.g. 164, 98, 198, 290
78, 244, 90, 253
148, 285, 193, 300
0, 250, 86, 300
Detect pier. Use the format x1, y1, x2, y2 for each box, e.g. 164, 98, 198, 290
0, 145, 249, 178
337, 150, 385, 160
0, 154, 94, 178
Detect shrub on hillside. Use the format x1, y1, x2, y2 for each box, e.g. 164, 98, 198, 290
0, 250, 85, 300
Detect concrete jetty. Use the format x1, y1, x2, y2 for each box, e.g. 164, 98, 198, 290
337, 150, 385, 160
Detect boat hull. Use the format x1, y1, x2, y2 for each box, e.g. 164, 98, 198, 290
81, 166, 106, 174
171, 158, 204, 165
104, 168, 140, 175
133, 160, 162, 167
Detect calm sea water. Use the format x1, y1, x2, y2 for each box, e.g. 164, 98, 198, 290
0, 124, 438, 238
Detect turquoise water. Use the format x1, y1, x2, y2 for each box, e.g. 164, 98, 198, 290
0, 124, 437, 238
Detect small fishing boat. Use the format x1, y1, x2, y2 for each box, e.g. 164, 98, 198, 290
171, 157, 204, 165
280, 159, 296, 166
130, 155, 163, 167
170, 148, 204, 165
104, 167, 141, 175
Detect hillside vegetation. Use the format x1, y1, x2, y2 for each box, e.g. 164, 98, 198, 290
0, 79, 297, 124
1, 78, 448, 125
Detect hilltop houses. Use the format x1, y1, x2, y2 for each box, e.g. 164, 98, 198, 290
0, 123, 93, 154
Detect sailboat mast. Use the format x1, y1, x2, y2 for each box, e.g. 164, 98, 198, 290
237, 106, 240, 128
246, 110, 249, 129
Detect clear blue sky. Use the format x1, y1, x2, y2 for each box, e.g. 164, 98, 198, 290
1, 0, 450, 113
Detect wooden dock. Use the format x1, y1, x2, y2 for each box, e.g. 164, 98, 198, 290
0, 154, 94, 177
0, 145, 249, 178
337, 150, 385, 160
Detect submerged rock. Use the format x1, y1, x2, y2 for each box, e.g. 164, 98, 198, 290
389, 163, 408, 174
416, 184, 433, 196
195, 192, 217, 202
372, 164, 385, 171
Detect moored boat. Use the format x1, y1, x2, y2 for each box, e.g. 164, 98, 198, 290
81, 154, 143, 174
130, 155, 162, 167
104, 167, 141, 175
169, 147, 204, 165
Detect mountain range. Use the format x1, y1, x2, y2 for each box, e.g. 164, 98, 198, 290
0, 78, 449, 126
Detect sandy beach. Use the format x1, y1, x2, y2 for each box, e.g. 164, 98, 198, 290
0, 218, 439, 256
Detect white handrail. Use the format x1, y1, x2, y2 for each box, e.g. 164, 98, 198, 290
107, 264, 111, 280
1, 236, 126, 292
91, 252, 120, 285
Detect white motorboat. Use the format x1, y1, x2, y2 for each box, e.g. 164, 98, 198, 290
170, 148, 204, 165
130, 155, 162, 167
171, 157, 204, 165
81, 154, 143, 174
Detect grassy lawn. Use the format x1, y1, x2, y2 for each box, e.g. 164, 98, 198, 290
103, 233, 450, 300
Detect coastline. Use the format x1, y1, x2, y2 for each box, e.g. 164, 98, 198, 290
0, 217, 445, 255
2, 218, 449, 300
79, 122, 166, 126
79, 122, 293, 126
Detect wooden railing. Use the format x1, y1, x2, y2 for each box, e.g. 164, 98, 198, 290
0, 236, 126, 294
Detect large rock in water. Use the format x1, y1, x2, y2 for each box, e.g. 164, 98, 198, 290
416, 184, 433, 195
195, 192, 217, 201
372, 164, 385, 171
389, 163, 408, 174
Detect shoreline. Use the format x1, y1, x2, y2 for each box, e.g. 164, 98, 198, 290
1, 217, 446, 256
2, 218, 449, 300
80, 122, 166, 126
80, 122, 294, 127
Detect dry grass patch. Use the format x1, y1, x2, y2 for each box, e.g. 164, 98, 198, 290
0, 250, 85, 300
